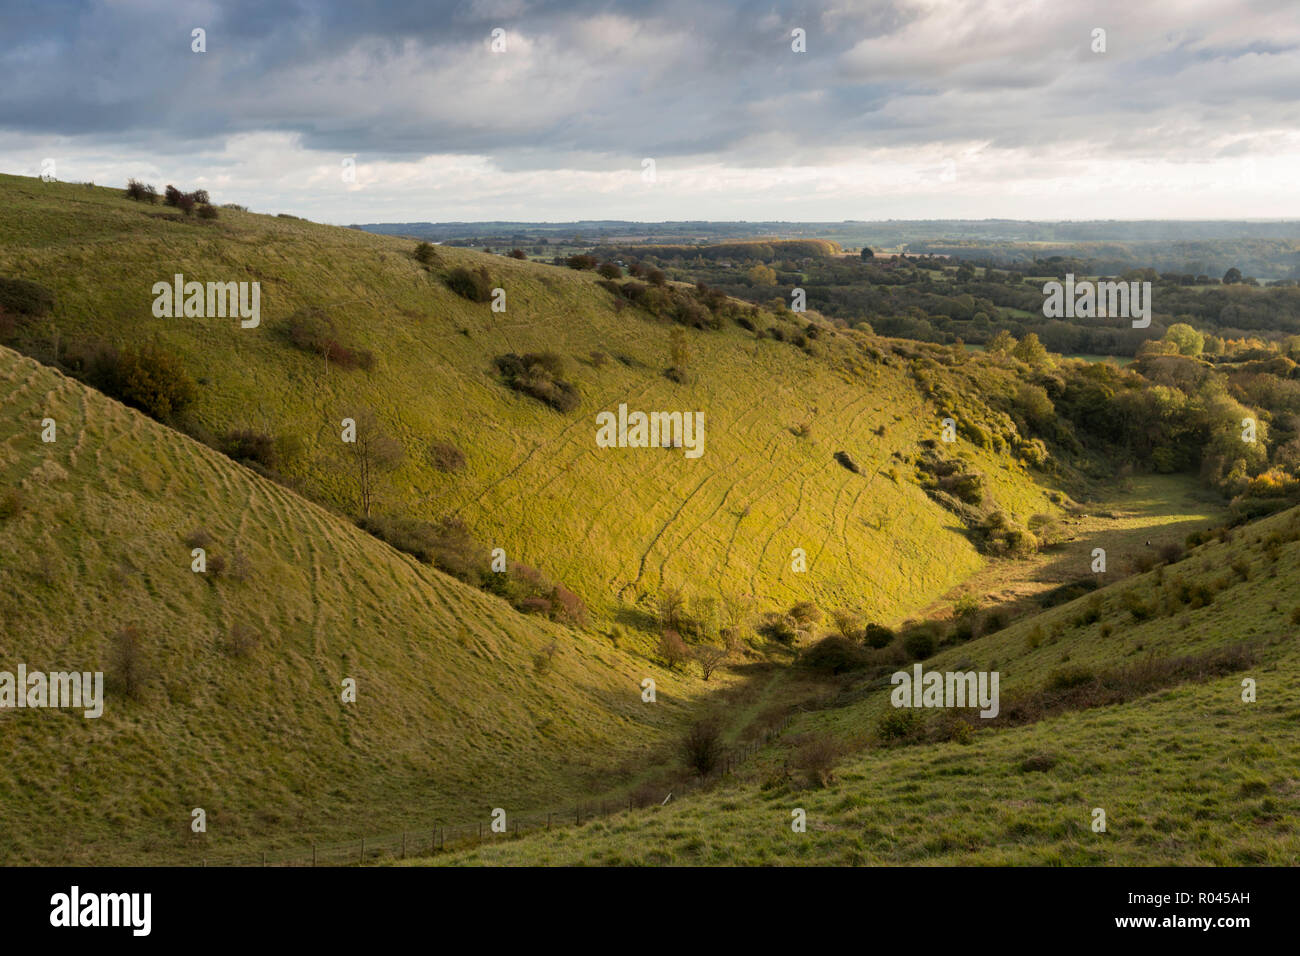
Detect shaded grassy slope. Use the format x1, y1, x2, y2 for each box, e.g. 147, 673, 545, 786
411, 506, 1300, 865
0, 346, 702, 864
0, 174, 1062, 630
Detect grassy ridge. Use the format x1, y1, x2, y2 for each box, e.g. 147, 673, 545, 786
0, 346, 702, 864
0, 174, 1062, 632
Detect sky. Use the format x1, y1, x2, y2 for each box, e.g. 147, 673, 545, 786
2, 0, 1299, 224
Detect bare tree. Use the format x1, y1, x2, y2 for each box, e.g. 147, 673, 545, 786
693, 645, 729, 681
340, 407, 403, 517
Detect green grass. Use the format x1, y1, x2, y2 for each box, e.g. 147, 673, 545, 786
0, 173, 1071, 635
0, 346, 703, 864
2, 174, 1275, 867
409, 506, 1300, 865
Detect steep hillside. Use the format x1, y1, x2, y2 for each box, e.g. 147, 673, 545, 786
0, 174, 1072, 634
410, 505, 1300, 865
0, 346, 700, 864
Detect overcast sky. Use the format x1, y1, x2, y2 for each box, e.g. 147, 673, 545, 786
2, 0, 1299, 223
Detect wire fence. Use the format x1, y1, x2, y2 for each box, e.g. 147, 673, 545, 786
200, 715, 794, 867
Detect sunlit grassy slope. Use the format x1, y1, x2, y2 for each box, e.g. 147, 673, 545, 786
413, 506, 1300, 865
0, 346, 703, 864
0, 174, 1064, 629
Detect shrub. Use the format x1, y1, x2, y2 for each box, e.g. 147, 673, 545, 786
222, 623, 260, 658
647, 268, 667, 286
428, 440, 466, 473
1046, 665, 1095, 691
791, 736, 841, 788
566, 254, 598, 270
657, 629, 690, 669
680, 720, 724, 776
788, 601, 822, 628
903, 630, 936, 660
0, 277, 55, 317
1121, 590, 1155, 621
414, 242, 438, 265
757, 614, 797, 645
283, 309, 375, 371
494, 352, 580, 412
0, 487, 24, 521
109, 626, 149, 700
508, 248, 527, 260
1159, 542, 1186, 564
191, 189, 210, 204
163, 185, 184, 206
87, 340, 197, 421
596, 262, 622, 279
196, 203, 219, 220
799, 635, 869, 674
205, 553, 227, 579
532, 640, 558, 675
548, 584, 589, 628
1019, 752, 1058, 773
863, 622, 895, 649
833, 450, 861, 473
218, 429, 279, 471
445, 266, 493, 302
124, 179, 158, 203
176, 193, 196, 216
358, 514, 485, 585
876, 708, 922, 744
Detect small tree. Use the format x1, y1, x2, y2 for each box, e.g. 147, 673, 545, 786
668, 327, 690, 380
681, 719, 724, 776
658, 586, 687, 633
657, 629, 690, 670
109, 626, 149, 700
1012, 332, 1049, 366
986, 329, 1017, 356
831, 609, 861, 640
414, 242, 438, 265
694, 645, 728, 681
340, 408, 404, 517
